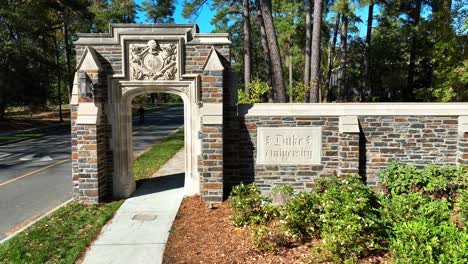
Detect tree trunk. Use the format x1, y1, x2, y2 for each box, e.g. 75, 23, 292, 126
325, 13, 340, 102
259, 0, 286, 102
404, 0, 422, 102
243, 0, 252, 93
363, 1, 374, 101
63, 16, 72, 102
340, 13, 348, 101
288, 40, 293, 102
310, 0, 323, 103
255, 0, 274, 102
54, 34, 63, 122
304, 0, 312, 96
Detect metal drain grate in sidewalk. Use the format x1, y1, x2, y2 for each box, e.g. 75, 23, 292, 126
132, 214, 157, 221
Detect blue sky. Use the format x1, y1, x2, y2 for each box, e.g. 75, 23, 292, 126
134, 0, 373, 37
134, 0, 216, 32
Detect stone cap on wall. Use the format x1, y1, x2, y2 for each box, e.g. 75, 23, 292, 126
239, 103, 468, 117
74, 24, 230, 46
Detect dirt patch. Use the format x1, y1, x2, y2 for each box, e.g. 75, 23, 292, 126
1, 107, 70, 132
164, 196, 389, 264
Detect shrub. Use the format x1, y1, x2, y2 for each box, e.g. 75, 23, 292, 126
456, 189, 468, 225
238, 81, 271, 103
316, 175, 380, 262
271, 184, 294, 206
251, 225, 289, 252
378, 192, 452, 233
228, 183, 277, 226
380, 161, 467, 199
380, 161, 425, 195
389, 216, 468, 263
281, 191, 321, 238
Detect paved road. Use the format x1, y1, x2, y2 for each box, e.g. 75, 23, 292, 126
0, 105, 184, 240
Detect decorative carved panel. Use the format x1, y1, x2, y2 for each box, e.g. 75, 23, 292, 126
129, 40, 178, 81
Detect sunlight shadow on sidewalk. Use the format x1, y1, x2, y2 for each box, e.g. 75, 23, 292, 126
132, 173, 184, 198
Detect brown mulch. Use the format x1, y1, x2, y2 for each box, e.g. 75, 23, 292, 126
163, 195, 390, 264
1, 107, 70, 131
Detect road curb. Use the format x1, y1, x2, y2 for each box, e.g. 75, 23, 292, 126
0, 198, 73, 244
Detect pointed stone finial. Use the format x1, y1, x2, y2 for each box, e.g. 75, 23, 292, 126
203, 47, 225, 71
76, 47, 102, 72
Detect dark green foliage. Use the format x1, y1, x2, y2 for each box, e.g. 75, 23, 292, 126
379, 161, 468, 263
281, 191, 320, 238
389, 217, 468, 264
380, 161, 467, 199
457, 190, 468, 225
378, 192, 452, 233
230, 163, 468, 262
314, 175, 380, 262
228, 183, 279, 226
141, 0, 175, 23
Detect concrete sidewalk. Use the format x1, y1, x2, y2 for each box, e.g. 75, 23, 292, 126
82, 148, 185, 264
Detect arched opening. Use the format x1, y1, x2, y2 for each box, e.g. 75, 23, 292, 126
130, 92, 184, 186
111, 79, 201, 199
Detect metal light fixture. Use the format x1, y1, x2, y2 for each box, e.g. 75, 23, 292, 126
79, 71, 94, 98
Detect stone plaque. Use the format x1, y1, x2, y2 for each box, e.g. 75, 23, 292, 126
256, 127, 322, 165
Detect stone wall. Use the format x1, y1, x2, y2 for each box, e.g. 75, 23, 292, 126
236, 104, 468, 193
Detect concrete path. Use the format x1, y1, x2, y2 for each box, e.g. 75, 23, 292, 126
82, 148, 185, 264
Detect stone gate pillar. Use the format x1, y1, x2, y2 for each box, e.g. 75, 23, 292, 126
71, 47, 108, 203
198, 48, 227, 202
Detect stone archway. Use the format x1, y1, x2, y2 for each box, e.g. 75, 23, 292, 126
71, 24, 233, 204
113, 79, 201, 199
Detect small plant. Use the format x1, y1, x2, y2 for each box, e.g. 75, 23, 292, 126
251, 225, 289, 252
316, 174, 380, 262
380, 161, 467, 199
281, 191, 320, 238
271, 184, 294, 206
238, 80, 271, 103
456, 189, 468, 225
389, 216, 468, 263
378, 192, 452, 233
228, 183, 277, 226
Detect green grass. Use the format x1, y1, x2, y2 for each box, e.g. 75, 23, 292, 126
0, 125, 70, 144
133, 129, 184, 181
0, 201, 123, 264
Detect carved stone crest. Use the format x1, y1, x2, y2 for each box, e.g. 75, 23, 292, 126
130, 40, 178, 80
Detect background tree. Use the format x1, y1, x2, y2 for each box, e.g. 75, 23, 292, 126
141, 0, 175, 23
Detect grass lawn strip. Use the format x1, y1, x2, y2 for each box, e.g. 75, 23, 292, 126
133, 128, 184, 181
0, 201, 123, 264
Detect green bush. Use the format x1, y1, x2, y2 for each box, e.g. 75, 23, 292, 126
380, 161, 467, 199
281, 191, 321, 238
251, 225, 289, 252
389, 216, 468, 264
316, 175, 380, 262
457, 189, 468, 225
238, 80, 271, 103
228, 183, 278, 226
378, 192, 452, 233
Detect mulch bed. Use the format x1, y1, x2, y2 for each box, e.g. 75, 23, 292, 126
163, 196, 390, 264
1, 108, 70, 132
